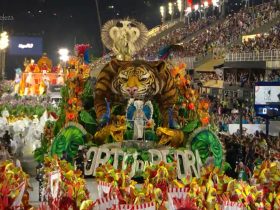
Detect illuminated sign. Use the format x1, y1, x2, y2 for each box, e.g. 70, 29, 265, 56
9, 36, 43, 56
254, 82, 280, 117
18, 43, 34, 49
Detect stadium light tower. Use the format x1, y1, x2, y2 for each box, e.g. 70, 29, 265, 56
244, 0, 249, 8
211, 0, 219, 17
203, 1, 209, 18
58, 48, 70, 62
168, 2, 174, 22
177, 0, 183, 21
194, 4, 201, 18
58, 48, 69, 73
0, 32, 9, 50
0, 31, 9, 80
204, 1, 209, 7
160, 6, 166, 24
212, 0, 219, 7
185, 7, 192, 25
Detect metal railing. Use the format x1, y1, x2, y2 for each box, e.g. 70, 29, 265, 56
171, 57, 196, 69
225, 50, 280, 62
148, 19, 180, 38
136, 56, 196, 70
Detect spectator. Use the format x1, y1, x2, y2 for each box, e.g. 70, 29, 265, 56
230, 22, 280, 53
137, 2, 279, 60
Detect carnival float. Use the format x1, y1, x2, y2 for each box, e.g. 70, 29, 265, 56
46, 19, 223, 174
0, 18, 279, 210
13, 53, 65, 97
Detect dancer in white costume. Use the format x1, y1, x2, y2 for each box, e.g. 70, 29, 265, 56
133, 100, 147, 140
25, 72, 34, 95
40, 70, 50, 94
56, 71, 64, 85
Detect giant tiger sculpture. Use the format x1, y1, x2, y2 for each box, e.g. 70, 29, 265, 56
94, 59, 223, 167
94, 59, 178, 127
50, 18, 223, 168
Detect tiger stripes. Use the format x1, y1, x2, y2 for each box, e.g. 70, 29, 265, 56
94, 59, 178, 127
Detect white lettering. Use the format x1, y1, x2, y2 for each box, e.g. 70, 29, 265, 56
122, 152, 138, 177
160, 150, 171, 163
148, 149, 162, 165
195, 150, 203, 177
84, 146, 204, 179
185, 150, 199, 178
93, 148, 111, 176
110, 148, 124, 170
18, 43, 34, 49
84, 147, 98, 176
136, 160, 145, 173
175, 150, 189, 179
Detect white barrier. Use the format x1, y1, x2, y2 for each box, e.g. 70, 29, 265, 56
225, 50, 280, 62
228, 121, 280, 136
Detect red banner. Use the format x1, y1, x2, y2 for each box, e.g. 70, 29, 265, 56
187, 0, 193, 6
188, 0, 213, 5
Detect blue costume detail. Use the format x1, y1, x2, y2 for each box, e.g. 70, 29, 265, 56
168, 107, 180, 129
98, 98, 110, 127
84, 49, 90, 64
126, 101, 152, 127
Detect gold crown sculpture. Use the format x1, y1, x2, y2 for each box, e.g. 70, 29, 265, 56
101, 19, 149, 61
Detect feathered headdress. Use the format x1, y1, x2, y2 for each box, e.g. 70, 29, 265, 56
15, 68, 22, 75
75, 44, 90, 64
158, 44, 185, 60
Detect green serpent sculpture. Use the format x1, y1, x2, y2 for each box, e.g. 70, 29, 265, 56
189, 128, 223, 167
50, 123, 87, 162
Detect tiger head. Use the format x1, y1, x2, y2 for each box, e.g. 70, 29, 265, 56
111, 60, 162, 100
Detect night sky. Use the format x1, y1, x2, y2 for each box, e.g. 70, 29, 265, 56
0, 0, 178, 57
0, 0, 170, 77
0, 0, 260, 78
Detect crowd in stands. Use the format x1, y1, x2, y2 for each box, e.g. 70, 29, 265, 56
0, 131, 12, 162
0, 94, 54, 107
197, 70, 273, 87
198, 72, 221, 82
223, 72, 264, 87
199, 68, 280, 87
136, 2, 279, 60
196, 69, 280, 89
182, 3, 279, 58
267, 69, 280, 82
215, 111, 265, 129
230, 22, 280, 53
136, 16, 217, 60
210, 95, 265, 127
210, 96, 280, 174
220, 131, 280, 176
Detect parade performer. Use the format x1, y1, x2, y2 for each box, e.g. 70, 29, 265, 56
56, 71, 64, 85
25, 59, 40, 73
13, 68, 22, 95
24, 72, 35, 95
38, 53, 52, 73
40, 70, 50, 94
132, 100, 147, 140
235, 161, 251, 181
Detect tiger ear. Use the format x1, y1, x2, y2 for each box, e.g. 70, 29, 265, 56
109, 59, 127, 73
150, 61, 167, 73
